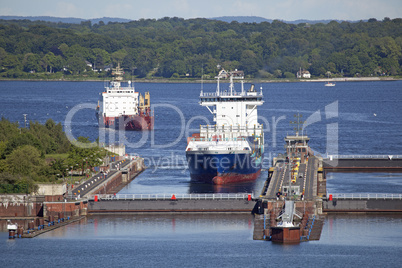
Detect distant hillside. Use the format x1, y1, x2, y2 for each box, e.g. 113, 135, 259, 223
0, 16, 132, 24
210, 16, 273, 23
210, 16, 358, 24
0, 15, 359, 25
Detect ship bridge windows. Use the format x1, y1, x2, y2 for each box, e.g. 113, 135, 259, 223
201, 96, 262, 102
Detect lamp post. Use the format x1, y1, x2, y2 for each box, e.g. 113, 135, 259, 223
70, 166, 73, 194
23, 114, 27, 128
66, 168, 69, 196
287, 140, 292, 198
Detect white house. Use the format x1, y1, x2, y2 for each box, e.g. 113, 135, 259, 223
297, 69, 311, 78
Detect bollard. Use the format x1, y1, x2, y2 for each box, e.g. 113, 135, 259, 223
28, 221, 34, 231
49, 215, 55, 225
17, 227, 24, 238
9, 230, 16, 239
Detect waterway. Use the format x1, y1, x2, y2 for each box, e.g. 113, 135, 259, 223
1, 214, 401, 267
0, 80, 401, 195
1, 80, 401, 266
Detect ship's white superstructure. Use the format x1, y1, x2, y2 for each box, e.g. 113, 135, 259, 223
201, 74, 263, 127
99, 80, 139, 118
186, 70, 265, 184
96, 64, 154, 130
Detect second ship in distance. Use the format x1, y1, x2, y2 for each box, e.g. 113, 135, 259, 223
96, 64, 154, 131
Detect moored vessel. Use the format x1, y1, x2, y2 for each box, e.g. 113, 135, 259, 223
96, 64, 154, 130
185, 69, 264, 184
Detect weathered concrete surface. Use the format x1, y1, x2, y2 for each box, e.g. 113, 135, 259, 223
323, 199, 402, 212
323, 158, 402, 171
35, 184, 66, 196
74, 158, 145, 197
0, 195, 44, 217
88, 199, 255, 213
44, 200, 88, 217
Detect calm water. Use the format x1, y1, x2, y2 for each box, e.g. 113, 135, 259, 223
1, 214, 402, 267
1, 81, 402, 266
0, 80, 401, 194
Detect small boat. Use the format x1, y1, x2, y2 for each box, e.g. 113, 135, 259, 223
325, 81, 335, 87
325, 72, 335, 87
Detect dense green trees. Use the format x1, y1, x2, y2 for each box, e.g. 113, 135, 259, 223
0, 17, 401, 79
0, 118, 106, 193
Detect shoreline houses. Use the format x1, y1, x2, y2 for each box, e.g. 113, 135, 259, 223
297, 68, 311, 79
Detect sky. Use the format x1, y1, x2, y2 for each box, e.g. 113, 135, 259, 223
0, 0, 401, 21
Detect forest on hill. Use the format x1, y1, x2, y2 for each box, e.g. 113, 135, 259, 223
0, 17, 401, 80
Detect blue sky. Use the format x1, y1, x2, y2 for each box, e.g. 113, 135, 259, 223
1, 0, 401, 21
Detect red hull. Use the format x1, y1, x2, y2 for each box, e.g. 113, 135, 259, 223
212, 170, 261, 185
101, 114, 154, 130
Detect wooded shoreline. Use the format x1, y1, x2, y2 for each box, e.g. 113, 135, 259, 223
0, 76, 399, 83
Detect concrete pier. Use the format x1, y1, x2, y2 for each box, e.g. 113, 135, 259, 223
323, 194, 402, 213
71, 157, 145, 198
254, 134, 326, 243
87, 194, 255, 214
323, 155, 402, 212
20, 216, 85, 238
323, 155, 402, 172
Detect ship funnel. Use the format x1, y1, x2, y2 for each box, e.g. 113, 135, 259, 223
250, 84, 255, 92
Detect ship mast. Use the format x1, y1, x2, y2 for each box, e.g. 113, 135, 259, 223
112, 63, 124, 81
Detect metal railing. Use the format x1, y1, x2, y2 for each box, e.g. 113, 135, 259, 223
326, 155, 402, 159
89, 193, 253, 201
327, 193, 402, 200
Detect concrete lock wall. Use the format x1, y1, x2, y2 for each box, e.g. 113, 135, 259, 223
0, 195, 44, 217
88, 199, 255, 213
91, 173, 123, 195
35, 184, 66, 196
323, 199, 402, 212
44, 201, 88, 217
